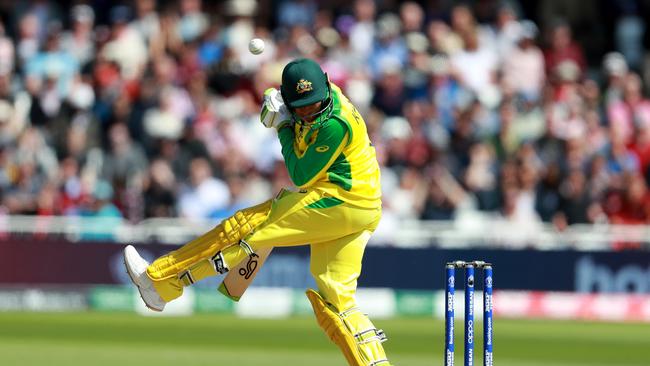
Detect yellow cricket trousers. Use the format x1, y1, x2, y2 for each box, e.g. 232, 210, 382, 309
148, 187, 381, 312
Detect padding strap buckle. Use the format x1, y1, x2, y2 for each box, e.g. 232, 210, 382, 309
354, 328, 388, 344
369, 359, 391, 366
179, 270, 195, 286
211, 252, 229, 274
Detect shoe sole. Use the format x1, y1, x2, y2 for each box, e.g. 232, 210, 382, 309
123, 249, 164, 312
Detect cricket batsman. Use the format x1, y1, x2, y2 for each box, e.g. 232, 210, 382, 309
124, 58, 392, 366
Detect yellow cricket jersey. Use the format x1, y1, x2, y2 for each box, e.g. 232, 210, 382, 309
277, 83, 382, 209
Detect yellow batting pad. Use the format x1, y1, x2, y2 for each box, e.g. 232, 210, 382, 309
145, 199, 272, 302
306, 289, 391, 366
147, 199, 272, 281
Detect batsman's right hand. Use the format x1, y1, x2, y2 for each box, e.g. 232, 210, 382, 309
260, 88, 292, 130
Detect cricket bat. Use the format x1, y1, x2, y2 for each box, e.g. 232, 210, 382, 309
218, 247, 273, 301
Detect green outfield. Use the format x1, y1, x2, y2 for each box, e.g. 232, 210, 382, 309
0, 312, 646, 366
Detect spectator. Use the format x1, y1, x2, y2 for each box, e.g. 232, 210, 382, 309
543, 20, 586, 80
59, 157, 83, 215
176, 0, 208, 43
449, 27, 499, 99
491, 3, 523, 57
348, 0, 375, 61
371, 61, 406, 116
369, 13, 408, 79
0, 22, 15, 76
427, 20, 462, 56
381, 116, 412, 170
607, 73, 650, 145
502, 20, 545, 102
614, 1, 644, 71
25, 25, 79, 97
16, 13, 41, 66
79, 179, 124, 241
0, 98, 26, 146
602, 52, 629, 105
464, 143, 499, 211
143, 86, 188, 141
606, 133, 639, 175
143, 158, 177, 218
535, 164, 562, 222
61, 4, 95, 68
449, 4, 492, 50
36, 181, 60, 216
385, 167, 425, 219
132, 0, 162, 49
277, 0, 316, 28
101, 5, 148, 81
604, 173, 650, 225
101, 122, 148, 196
555, 169, 592, 227
421, 164, 472, 221
420, 177, 455, 220
499, 161, 543, 240
178, 157, 230, 220
399, 2, 425, 33
449, 105, 478, 172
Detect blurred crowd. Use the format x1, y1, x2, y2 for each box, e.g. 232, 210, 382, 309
0, 0, 650, 233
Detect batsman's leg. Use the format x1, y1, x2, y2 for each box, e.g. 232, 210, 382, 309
307, 228, 392, 366
125, 198, 273, 305
126, 188, 349, 308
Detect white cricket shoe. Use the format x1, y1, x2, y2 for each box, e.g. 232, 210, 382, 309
123, 245, 166, 312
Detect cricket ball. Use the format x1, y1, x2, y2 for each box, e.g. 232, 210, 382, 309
248, 38, 265, 55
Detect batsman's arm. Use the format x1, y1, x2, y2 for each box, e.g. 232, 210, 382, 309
278, 120, 348, 187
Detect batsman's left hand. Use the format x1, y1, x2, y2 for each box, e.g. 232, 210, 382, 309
261, 88, 292, 130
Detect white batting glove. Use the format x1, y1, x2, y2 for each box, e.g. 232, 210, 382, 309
260, 88, 292, 130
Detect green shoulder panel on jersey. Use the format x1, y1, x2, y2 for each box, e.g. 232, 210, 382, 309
278, 119, 349, 187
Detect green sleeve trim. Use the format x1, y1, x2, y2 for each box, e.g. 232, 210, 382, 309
217, 282, 241, 302
326, 153, 353, 191
278, 120, 349, 187
305, 196, 344, 209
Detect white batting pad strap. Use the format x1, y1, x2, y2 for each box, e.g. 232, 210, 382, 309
339, 307, 390, 364
238, 239, 254, 255
369, 360, 391, 366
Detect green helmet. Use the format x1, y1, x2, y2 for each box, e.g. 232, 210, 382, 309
280, 58, 333, 126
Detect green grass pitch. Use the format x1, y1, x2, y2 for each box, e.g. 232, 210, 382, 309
0, 312, 647, 365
